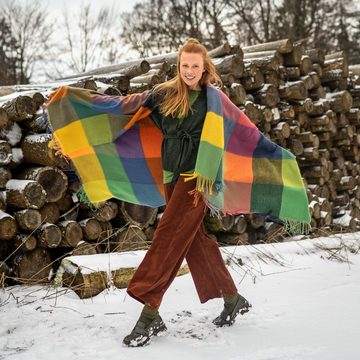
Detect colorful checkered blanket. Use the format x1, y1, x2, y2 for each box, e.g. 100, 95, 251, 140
47, 84, 311, 232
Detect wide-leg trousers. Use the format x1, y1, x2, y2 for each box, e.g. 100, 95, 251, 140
127, 177, 238, 309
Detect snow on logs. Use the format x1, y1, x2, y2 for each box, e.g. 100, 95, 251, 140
1, 38, 360, 289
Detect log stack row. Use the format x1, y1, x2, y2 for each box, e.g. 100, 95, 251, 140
0, 38, 360, 286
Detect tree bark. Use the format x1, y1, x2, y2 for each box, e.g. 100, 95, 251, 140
12, 248, 52, 284
6, 180, 46, 209
2, 96, 36, 122
58, 220, 83, 247
19, 166, 68, 203
0, 210, 17, 240
14, 209, 42, 231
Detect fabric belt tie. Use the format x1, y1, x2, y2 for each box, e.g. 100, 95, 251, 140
164, 130, 200, 185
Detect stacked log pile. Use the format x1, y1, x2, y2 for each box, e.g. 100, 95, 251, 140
1, 38, 360, 288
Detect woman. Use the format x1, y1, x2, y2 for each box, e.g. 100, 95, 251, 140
123, 38, 251, 347
47, 38, 310, 348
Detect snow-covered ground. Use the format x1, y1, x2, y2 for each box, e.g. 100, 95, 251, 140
1, 233, 360, 360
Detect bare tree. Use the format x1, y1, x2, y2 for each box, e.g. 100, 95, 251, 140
120, 0, 229, 56
0, 0, 53, 84
58, 2, 124, 75
0, 18, 19, 85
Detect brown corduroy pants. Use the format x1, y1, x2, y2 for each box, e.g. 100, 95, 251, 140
127, 177, 238, 309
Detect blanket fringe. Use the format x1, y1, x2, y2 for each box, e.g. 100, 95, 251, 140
76, 187, 99, 211
283, 219, 311, 235
181, 172, 214, 195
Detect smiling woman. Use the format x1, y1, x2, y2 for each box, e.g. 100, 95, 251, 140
179, 52, 205, 90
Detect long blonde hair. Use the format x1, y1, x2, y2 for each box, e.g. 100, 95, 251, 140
153, 38, 222, 119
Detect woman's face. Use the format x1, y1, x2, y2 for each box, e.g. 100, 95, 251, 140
179, 51, 205, 90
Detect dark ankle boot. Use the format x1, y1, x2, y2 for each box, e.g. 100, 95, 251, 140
123, 306, 167, 347
212, 293, 251, 327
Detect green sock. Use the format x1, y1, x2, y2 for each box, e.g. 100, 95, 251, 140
224, 293, 239, 313
139, 304, 158, 326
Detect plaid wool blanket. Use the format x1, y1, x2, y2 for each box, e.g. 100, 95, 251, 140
47, 84, 311, 232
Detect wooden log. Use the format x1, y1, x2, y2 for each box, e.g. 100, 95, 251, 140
253, 84, 280, 107
279, 65, 300, 79
205, 213, 235, 232
21, 133, 68, 167
70, 79, 98, 90
348, 108, 360, 125
0, 121, 21, 146
213, 54, 243, 78
0, 167, 11, 188
0, 191, 6, 211
71, 241, 98, 256
11, 234, 37, 251
290, 98, 313, 113
230, 215, 248, 234
309, 100, 330, 116
131, 73, 161, 86
229, 83, 246, 105
323, 57, 348, 77
271, 122, 291, 139
58, 220, 83, 247
208, 42, 232, 58
99, 221, 113, 243
243, 50, 283, 65
299, 56, 313, 75
310, 72, 321, 89
0, 108, 9, 129
336, 176, 356, 191
56, 192, 74, 213
0, 140, 12, 165
279, 81, 307, 100
309, 85, 327, 101
104, 86, 122, 96
283, 44, 305, 66
241, 69, 265, 91
110, 225, 148, 252
14, 209, 42, 231
309, 200, 321, 219
20, 113, 49, 133
333, 193, 350, 207
1, 96, 36, 121
264, 70, 281, 87
305, 49, 325, 65
326, 91, 353, 113
6, 180, 46, 209
118, 202, 158, 229
349, 64, 360, 76
301, 74, 314, 90
39, 202, 61, 224
0, 210, 17, 240
243, 102, 264, 125
249, 214, 265, 229
230, 44, 243, 56
86, 201, 118, 222
242, 39, 293, 54
244, 57, 279, 72
119, 60, 151, 79
12, 248, 52, 284
221, 73, 236, 85
288, 138, 304, 156
79, 217, 102, 241
56, 253, 189, 299
60, 203, 79, 222
19, 166, 68, 203
319, 211, 332, 227
36, 223, 62, 248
